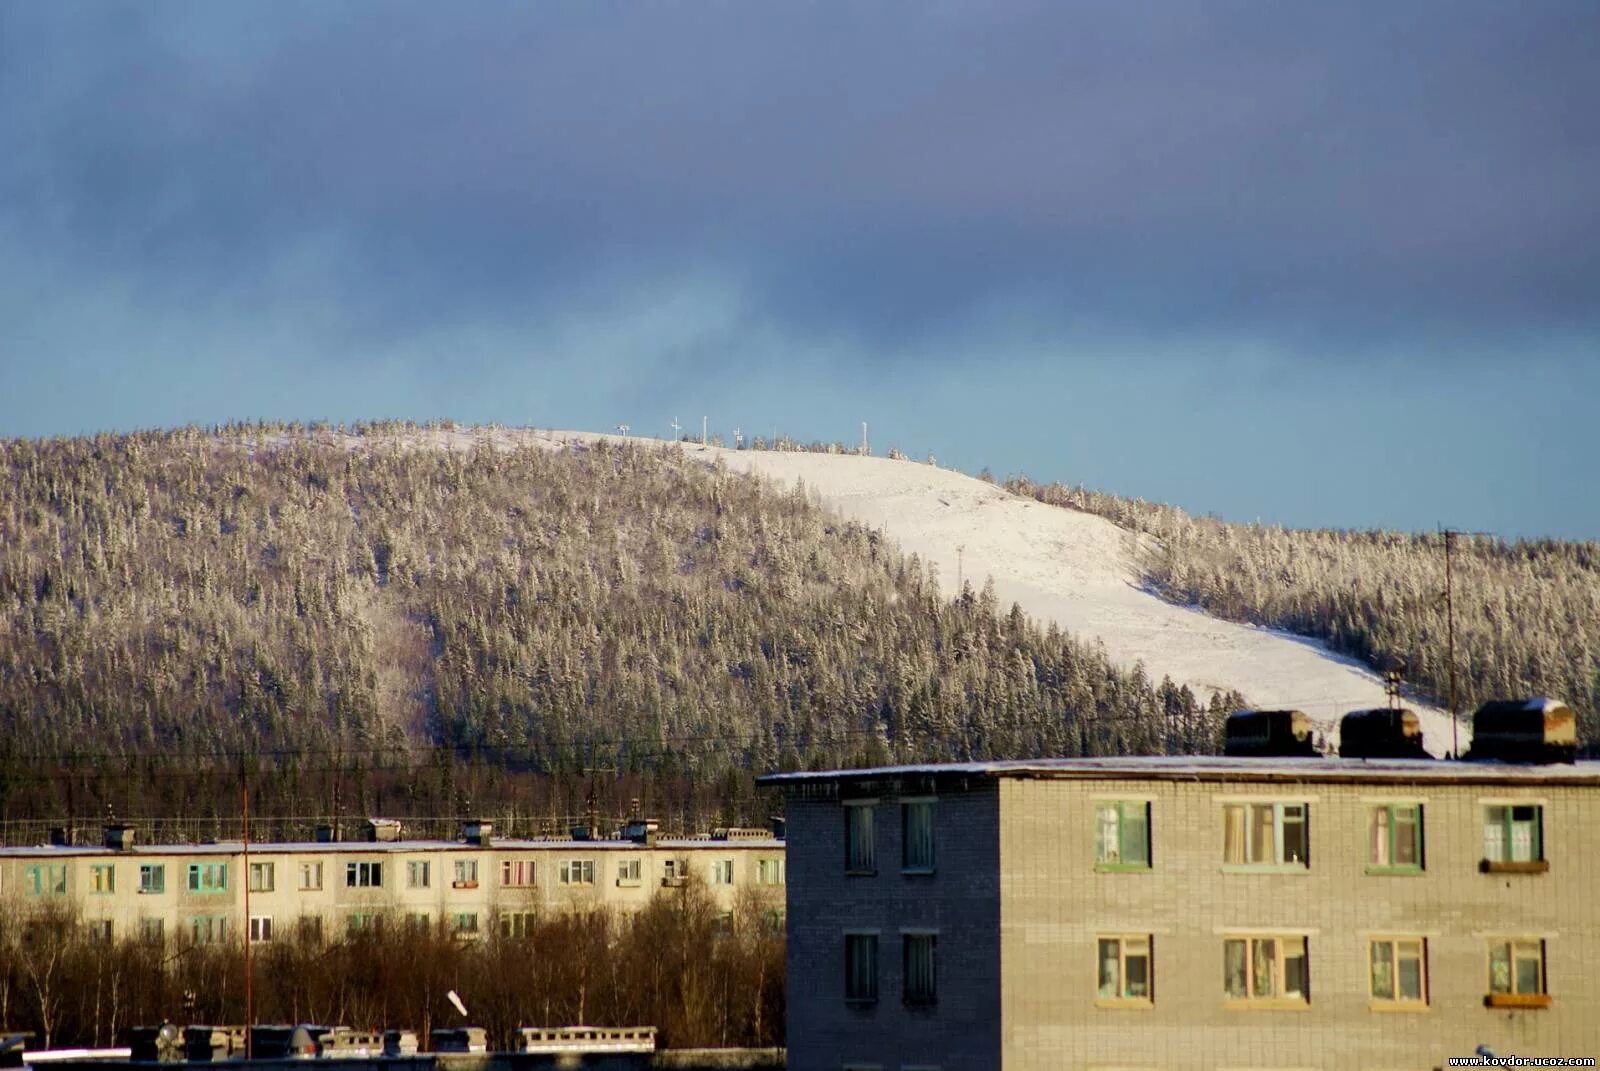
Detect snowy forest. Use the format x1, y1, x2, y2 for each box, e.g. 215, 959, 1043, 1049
1007, 476, 1600, 749
0, 425, 1233, 832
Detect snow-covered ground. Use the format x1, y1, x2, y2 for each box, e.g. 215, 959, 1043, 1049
269, 425, 1466, 755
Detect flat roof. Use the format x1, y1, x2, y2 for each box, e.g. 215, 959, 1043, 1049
757, 755, 1600, 788
0, 837, 785, 860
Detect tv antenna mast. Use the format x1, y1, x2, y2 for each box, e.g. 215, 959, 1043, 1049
732, 426, 743, 448
670, 417, 682, 440
616, 423, 629, 440
701, 416, 708, 446
861, 421, 869, 456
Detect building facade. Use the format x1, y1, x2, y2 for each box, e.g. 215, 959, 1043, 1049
0, 821, 786, 946
762, 756, 1600, 1071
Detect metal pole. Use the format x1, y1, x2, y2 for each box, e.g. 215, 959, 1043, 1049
1445, 529, 1459, 758
242, 766, 252, 1057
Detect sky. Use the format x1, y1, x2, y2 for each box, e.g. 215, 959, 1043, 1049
1, 2, 1597, 539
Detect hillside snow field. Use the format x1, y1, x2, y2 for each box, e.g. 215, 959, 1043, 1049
310, 426, 1467, 755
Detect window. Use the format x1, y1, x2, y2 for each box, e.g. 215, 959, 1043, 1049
346, 861, 383, 888
1095, 801, 1151, 870
407, 860, 431, 889
1368, 804, 1424, 873
903, 932, 937, 1005
1222, 802, 1309, 867
760, 908, 786, 935
712, 859, 735, 885
346, 912, 382, 935
190, 916, 228, 944
139, 917, 165, 942
499, 911, 537, 939
1482, 805, 1546, 871
453, 859, 479, 888
187, 862, 228, 893
139, 864, 166, 894
90, 864, 116, 894
502, 858, 537, 887
756, 858, 785, 885
87, 919, 114, 944
404, 912, 431, 933
615, 858, 641, 886
249, 916, 274, 943
298, 915, 324, 943
1097, 935, 1153, 1003
248, 861, 274, 892
559, 859, 595, 886
662, 858, 690, 886
1223, 935, 1309, 1006
298, 861, 323, 890
845, 933, 879, 1003
1487, 938, 1549, 1007
845, 802, 876, 873
25, 864, 67, 897
452, 912, 479, 937
902, 800, 936, 872
1369, 937, 1427, 1006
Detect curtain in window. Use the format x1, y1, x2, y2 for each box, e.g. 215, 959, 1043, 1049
1223, 805, 1247, 865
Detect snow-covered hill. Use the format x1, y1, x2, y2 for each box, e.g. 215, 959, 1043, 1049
310, 425, 1467, 755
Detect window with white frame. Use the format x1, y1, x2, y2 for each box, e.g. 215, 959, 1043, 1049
346, 860, 383, 888
615, 858, 641, 886
844, 932, 879, 1003
453, 859, 479, 888
1482, 805, 1545, 868
1487, 938, 1547, 1005
407, 860, 431, 889
1369, 937, 1426, 1005
249, 916, 274, 943
756, 858, 785, 885
139, 864, 165, 894
501, 858, 537, 887
248, 861, 274, 892
1223, 935, 1309, 1005
559, 859, 595, 886
1095, 801, 1151, 870
845, 802, 876, 873
902, 800, 936, 872
90, 864, 116, 894
1097, 935, 1153, 1002
1222, 802, 1309, 867
712, 859, 735, 885
903, 932, 937, 1005
1368, 804, 1424, 872
298, 861, 323, 890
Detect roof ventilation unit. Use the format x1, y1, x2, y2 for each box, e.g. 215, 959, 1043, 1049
1223, 710, 1320, 758
1464, 698, 1576, 765
1338, 708, 1429, 759
364, 818, 403, 843
461, 820, 494, 846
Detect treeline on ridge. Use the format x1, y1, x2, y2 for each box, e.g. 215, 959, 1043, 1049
0, 424, 1236, 826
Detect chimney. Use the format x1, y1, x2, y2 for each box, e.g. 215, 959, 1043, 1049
48, 826, 69, 848
103, 823, 137, 852
462, 820, 493, 847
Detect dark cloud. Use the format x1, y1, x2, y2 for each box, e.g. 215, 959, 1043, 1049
4, 0, 1598, 355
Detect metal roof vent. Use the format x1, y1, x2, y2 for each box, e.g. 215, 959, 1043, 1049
1465, 698, 1576, 765
462, 820, 494, 846
365, 818, 403, 843
1224, 710, 1321, 758
103, 823, 137, 851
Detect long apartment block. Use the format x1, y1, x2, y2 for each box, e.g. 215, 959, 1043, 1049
760, 705, 1600, 1071
0, 818, 786, 945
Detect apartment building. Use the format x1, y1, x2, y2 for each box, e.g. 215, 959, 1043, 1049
0, 819, 786, 946
759, 710, 1600, 1070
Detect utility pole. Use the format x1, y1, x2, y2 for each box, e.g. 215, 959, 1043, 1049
957, 544, 965, 591
701, 416, 708, 447
241, 762, 253, 1057
1443, 528, 1459, 758
861, 421, 869, 456
670, 417, 682, 440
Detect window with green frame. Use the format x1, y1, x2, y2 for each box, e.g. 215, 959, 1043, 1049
25, 864, 67, 897
1095, 801, 1150, 870
1482, 804, 1544, 869
186, 862, 228, 893
1367, 803, 1424, 873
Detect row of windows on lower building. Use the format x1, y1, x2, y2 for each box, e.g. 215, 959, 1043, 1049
839, 932, 1552, 1010
843, 798, 1549, 875
16, 855, 785, 896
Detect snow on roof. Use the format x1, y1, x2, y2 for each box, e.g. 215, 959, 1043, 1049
757, 754, 1600, 787
0, 836, 784, 859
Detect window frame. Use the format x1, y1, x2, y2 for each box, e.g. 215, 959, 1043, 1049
138, 863, 166, 895
756, 857, 786, 885
407, 859, 431, 889
1222, 934, 1311, 1009
247, 861, 275, 893
559, 858, 596, 886
1481, 803, 1548, 873
452, 858, 479, 889
298, 861, 324, 891
451, 911, 480, 938
248, 915, 274, 943
345, 860, 384, 889
89, 863, 116, 895
712, 858, 735, 885
1095, 800, 1152, 872
901, 798, 937, 874
25, 863, 67, 897
187, 862, 229, 894
1368, 936, 1428, 1009
615, 858, 642, 886
1486, 937, 1550, 1008
501, 858, 537, 887
1096, 934, 1154, 1006
1366, 803, 1425, 875
1222, 801, 1310, 871
844, 800, 877, 875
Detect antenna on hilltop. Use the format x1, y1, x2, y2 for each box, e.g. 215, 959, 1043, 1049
733, 426, 743, 449
701, 416, 708, 447
861, 421, 869, 456
670, 417, 682, 440
616, 423, 629, 440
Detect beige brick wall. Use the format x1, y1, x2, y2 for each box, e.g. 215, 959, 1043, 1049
1000, 776, 1600, 1070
